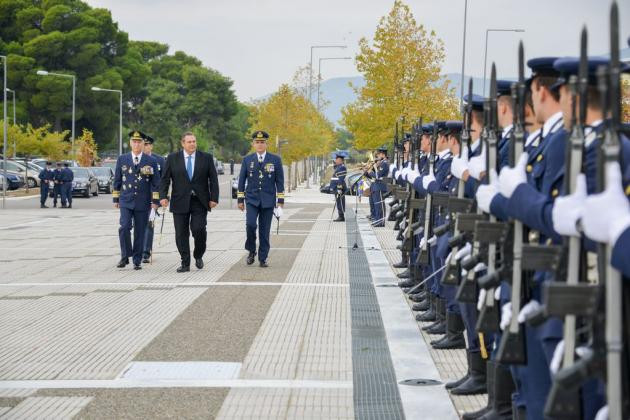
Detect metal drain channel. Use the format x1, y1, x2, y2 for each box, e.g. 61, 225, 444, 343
346, 216, 405, 420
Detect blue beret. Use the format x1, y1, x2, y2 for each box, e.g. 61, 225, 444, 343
335, 153, 345, 160
445, 121, 463, 133
252, 130, 269, 139
496, 80, 514, 97
527, 57, 561, 77
421, 123, 434, 134
463, 94, 485, 111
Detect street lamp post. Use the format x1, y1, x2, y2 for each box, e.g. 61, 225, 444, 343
1, 55, 7, 209
317, 56, 352, 111
5, 88, 15, 157
36, 70, 76, 160
459, 0, 468, 111
91, 87, 123, 156
482, 29, 525, 95
309, 45, 346, 103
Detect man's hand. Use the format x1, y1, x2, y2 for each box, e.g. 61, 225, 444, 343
238, 203, 245, 211
160, 199, 169, 208
114, 203, 119, 209
151, 203, 159, 209
277, 203, 283, 208
209, 201, 218, 209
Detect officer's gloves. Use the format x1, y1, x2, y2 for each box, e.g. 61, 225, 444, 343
549, 339, 593, 375
450, 156, 469, 179
273, 206, 283, 218
407, 168, 421, 184
468, 149, 487, 180
428, 235, 437, 246
552, 174, 587, 237
422, 172, 436, 190
475, 169, 499, 213
389, 164, 396, 177
517, 299, 541, 323
582, 162, 630, 245
500, 302, 512, 331
498, 153, 528, 198
454, 242, 472, 260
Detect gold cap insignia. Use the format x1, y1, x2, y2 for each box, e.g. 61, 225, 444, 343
257, 132, 264, 138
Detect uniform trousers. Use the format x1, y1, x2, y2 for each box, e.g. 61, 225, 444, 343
40, 182, 49, 206
119, 207, 148, 266
245, 203, 274, 262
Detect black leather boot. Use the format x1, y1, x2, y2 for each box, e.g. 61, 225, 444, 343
416, 295, 437, 322
432, 311, 466, 349
409, 292, 425, 302
446, 350, 471, 389
450, 351, 487, 395
477, 362, 514, 420
462, 361, 495, 419
412, 300, 429, 311
393, 259, 408, 268
396, 269, 410, 279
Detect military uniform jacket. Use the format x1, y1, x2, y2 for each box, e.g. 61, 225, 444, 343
237, 152, 285, 208
151, 154, 166, 178
53, 169, 63, 184
368, 159, 390, 192
113, 153, 160, 211
62, 168, 74, 183
330, 164, 347, 193
38, 168, 54, 182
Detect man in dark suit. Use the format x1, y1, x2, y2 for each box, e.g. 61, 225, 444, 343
113, 131, 161, 270
160, 132, 219, 272
237, 130, 285, 267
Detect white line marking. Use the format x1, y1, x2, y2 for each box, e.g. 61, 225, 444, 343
0, 282, 349, 288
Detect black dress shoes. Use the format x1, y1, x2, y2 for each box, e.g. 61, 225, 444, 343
392, 260, 408, 268
333, 216, 345, 222
142, 255, 150, 264
116, 258, 129, 268
133, 264, 142, 270
247, 252, 256, 265
259, 260, 269, 268
177, 265, 190, 273
195, 258, 204, 269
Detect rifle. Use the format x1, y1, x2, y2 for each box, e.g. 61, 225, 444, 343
496, 41, 528, 365
441, 78, 475, 286
543, 28, 589, 419
417, 120, 438, 266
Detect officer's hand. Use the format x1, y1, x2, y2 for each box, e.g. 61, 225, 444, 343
160, 199, 169, 208
114, 203, 119, 208
450, 156, 468, 179
151, 203, 158, 209
498, 153, 528, 198
238, 203, 245, 211
277, 203, 283, 208
552, 173, 587, 237
209, 201, 218, 209
475, 169, 499, 213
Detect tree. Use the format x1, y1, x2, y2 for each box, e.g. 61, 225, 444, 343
249, 84, 335, 164
341, 0, 458, 149
2, 121, 70, 160
75, 128, 97, 166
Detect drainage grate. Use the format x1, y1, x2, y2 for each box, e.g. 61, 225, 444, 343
399, 378, 442, 386
346, 217, 405, 420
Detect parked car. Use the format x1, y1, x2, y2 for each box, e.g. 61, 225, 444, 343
0, 160, 39, 188
90, 166, 114, 193
232, 176, 239, 198
216, 160, 225, 175
0, 172, 24, 190
70, 167, 99, 198
101, 159, 117, 170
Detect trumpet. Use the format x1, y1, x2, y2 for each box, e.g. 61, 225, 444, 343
361, 151, 382, 172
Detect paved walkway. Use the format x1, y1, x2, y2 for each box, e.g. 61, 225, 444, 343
0, 184, 472, 419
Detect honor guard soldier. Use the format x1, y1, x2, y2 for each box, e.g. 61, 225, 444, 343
367, 146, 390, 227
38, 161, 54, 208
113, 131, 160, 270
61, 162, 74, 208
330, 153, 347, 222
142, 135, 166, 263
237, 130, 285, 267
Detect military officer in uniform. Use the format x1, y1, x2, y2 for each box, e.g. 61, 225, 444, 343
52, 162, 63, 207
237, 130, 285, 267
142, 135, 166, 263
113, 131, 160, 270
38, 161, 54, 208
366, 146, 390, 227
330, 154, 347, 222
61, 162, 74, 209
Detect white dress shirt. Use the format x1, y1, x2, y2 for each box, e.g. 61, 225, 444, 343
256, 152, 267, 163
131, 152, 143, 165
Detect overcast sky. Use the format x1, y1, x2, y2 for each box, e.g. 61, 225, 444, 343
87, 0, 629, 101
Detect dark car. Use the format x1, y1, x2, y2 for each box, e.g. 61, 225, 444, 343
1, 173, 25, 190
70, 167, 99, 198
90, 166, 114, 193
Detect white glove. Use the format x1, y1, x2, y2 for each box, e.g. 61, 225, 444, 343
518, 299, 541, 323
422, 172, 436, 190
274, 206, 283, 218
419, 236, 427, 249
445, 251, 453, 263
499, 153, 529, 198
550, 339, 565, 375
149, 208, 157, 222
595, 405, 608, 420
552, 174, 587, 237
582, 162, 630, 244
401, 167, 411, 181
477, 288, 487, 311
468, 149, 487, 180
428, 235, 437, 246
455, 242, 472, 260
476, 169, 499, 213
500, 302, 512, 331
473, 262, 487, 272
414, 226, 424, 236
389, 164, 397, 177
494, 285, 502, 300
408, 168, 421, 184
450, 156, 469, 179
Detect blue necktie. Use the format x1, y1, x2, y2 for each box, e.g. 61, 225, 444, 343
186, 155, 193, 180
